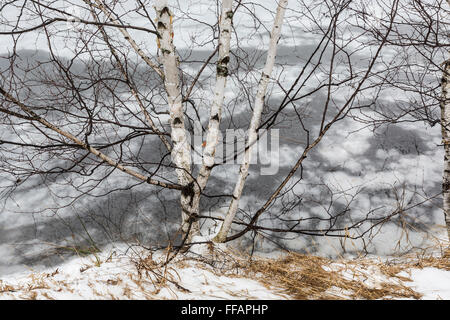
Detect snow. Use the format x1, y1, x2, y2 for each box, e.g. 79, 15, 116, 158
0, 247, 288, 300
398, 268, 450, 300
0, 245, 448, 300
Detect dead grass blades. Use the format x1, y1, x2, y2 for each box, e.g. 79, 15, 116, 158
239, 253, 422, 300
239, 247, 449, 300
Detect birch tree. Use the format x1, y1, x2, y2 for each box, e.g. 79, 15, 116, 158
441, 58, 450, 239
0, 0, 446, 255
154, 0, 199, 237
213, 0, 288, 242
348, 0, 450, 241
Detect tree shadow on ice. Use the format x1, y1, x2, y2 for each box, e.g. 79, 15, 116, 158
199, 98, 443, 256
0, 186, 182, 275
0, 48, 445, 272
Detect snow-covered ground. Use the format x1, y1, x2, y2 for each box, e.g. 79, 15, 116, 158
0, 243, 448, 300
398, 268, 450, 300
0, 244, 289, 300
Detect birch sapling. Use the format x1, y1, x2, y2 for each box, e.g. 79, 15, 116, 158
214, 0, 288, 242
190, 0, 234, 217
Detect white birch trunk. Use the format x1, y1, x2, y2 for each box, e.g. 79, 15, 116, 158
155, 0, 199, 237
441, 58, 450, 241
191, 0, 234, 215
214, 0, 288, 242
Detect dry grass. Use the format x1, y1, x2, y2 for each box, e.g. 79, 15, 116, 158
239, 253, 421, 299
234, 246, 449, 300
0, 280, 17, 294
1, 243, 448, 300
176, 242, 449, 300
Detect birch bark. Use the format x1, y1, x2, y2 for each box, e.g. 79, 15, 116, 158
155, 0, 199, 237
214, 0, 288, 242
190, 0, 234, 219
441, 58, 450, 240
